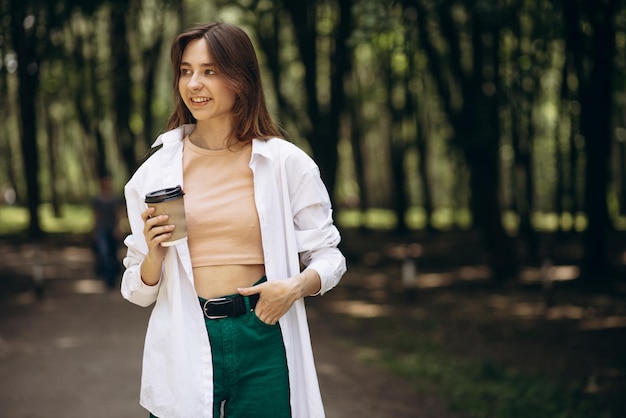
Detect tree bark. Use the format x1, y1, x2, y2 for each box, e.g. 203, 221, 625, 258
347, 75, 369, 229
564, 0, 617, 282
9, 0, 42, 238
110, 2, 137, 177
0, 29, 20, 202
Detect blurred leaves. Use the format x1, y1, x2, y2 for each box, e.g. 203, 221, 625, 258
1, 0, 626, 281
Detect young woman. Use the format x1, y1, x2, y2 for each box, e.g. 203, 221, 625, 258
121, 22, 346, 418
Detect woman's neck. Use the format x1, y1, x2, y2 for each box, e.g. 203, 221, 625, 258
190, 121, 236, 150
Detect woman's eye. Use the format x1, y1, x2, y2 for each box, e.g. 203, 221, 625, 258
180, 68, 191, 76
205, 69, 215, 75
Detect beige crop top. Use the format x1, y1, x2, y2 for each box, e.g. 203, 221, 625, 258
182, 136, 264, 267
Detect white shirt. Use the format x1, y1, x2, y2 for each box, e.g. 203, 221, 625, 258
121, 124, 346, 418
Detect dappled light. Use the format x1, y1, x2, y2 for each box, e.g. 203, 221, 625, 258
519, 265, 580, 283
414, 272, 455, 288
454, 265, 491, 281
328, 299, 391, 318
488, 296, 547, 318
545, 305, 586, 320
580, 316, 626, 331
61, 246, 93, 262
72, 279, 107, 295
54, 336, 81, 349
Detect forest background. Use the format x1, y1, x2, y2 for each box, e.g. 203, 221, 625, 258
2, 0, 626, 416
3, 0, 626, 285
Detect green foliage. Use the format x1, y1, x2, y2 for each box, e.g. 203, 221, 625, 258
2, 0, 626, 274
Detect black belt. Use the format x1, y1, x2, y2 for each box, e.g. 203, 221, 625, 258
200, 293, 259, 319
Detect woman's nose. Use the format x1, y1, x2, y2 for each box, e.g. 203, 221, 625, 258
188, 72, 202, 90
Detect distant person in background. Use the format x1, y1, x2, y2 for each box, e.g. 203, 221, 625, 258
92, 173, 124, 290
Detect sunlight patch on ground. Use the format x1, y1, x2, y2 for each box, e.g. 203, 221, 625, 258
488, 296, 545, 318
416, 272, 454, 288
545, 305, 586, 320
386, 243, 424, 260
579, 316, 626, 330
328, 300, 391, 318
72, 279, 106, 294
54, 336, 81, 349
316, 362, 340, 377
455, 265, 490, 281
356, 346, 383, 363
407, 265, 490, 288
62, 246, 94, 262
520, 265, 580, 283
509, 302, 546, 317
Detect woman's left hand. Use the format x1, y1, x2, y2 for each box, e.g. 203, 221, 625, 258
237, 278, 303, 325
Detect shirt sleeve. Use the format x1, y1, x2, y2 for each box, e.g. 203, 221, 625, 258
120, 177, 161, 307
290, 165, 346, 295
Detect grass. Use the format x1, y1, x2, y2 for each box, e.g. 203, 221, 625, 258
342, 315, 608, 418
384, 350, 599, 418
0, 203, 93, 236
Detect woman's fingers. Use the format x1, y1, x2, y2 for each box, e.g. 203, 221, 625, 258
141, 208, 174, 248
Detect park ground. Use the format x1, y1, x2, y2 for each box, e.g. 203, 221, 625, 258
1, 229, 626, 417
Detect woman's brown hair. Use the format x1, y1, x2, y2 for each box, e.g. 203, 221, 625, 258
165, 22, 281, 141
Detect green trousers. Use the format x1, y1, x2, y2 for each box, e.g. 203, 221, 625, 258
150, 282, 291, 418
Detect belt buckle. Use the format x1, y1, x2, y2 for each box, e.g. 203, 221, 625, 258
203, 297, 231, 319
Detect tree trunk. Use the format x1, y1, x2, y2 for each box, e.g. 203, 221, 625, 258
580, 2, 616, 280
0, 35, 19, 202
110, 3, 137, 177
409, 44, 434, 230
620, 111, 626, 216
42, 95, 61, 217
9, 0, 42, 238
283, 0, 352, 202
415, 109, 433, 230
139, 4, 166, 146
348, 78, 369, 229
564, 0, 617, 282
466, 146, 517, 279
385, 47, 409, 234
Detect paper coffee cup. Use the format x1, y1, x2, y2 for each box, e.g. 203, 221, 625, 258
145, 186, 187, 246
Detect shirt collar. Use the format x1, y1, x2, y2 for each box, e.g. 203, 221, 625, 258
150, 124, 195, 148
150, 123, 277, 162
251, 137, 275, 161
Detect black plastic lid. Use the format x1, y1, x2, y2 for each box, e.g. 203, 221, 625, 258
145, 185, 184, 203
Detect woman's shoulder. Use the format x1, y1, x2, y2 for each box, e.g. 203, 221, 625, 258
131, 125, 192, 176
259, 137, 316, 164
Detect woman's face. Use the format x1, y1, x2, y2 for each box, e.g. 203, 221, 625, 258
178, 38, 237, 125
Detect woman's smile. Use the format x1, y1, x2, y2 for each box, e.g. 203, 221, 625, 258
189, 96, 211, 105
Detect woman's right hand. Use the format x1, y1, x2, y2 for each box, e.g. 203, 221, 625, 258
142, 207, 175, 257
139, 207, 175, 285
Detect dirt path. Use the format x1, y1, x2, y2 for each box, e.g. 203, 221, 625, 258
0, 241, 462, 418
